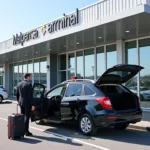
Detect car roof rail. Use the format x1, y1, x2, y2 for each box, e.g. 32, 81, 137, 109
61, 79, 95, 84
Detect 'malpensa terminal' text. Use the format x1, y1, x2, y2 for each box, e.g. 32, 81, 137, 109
13, 9, 79, 46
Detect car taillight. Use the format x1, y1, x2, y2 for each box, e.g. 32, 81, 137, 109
108, 116, 116, 120
3, 89, 7, 92
95, 97, 112, 109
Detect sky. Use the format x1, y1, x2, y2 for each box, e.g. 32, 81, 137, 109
0, 0, 98, 42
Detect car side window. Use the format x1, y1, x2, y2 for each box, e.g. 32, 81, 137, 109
47, 86, 65, 98
84, 85, 95, 95
65, 83, 82, 97
33, 84, 45, 99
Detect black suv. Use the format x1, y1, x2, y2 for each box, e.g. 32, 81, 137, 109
31, 64, 143, 135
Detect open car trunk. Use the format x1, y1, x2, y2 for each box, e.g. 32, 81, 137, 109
100, 84, 138, 111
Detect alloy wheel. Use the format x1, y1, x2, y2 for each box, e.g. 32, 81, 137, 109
80, 117, 92, 134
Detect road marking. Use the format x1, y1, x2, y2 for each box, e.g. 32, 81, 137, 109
0, 117, 7, 121
0, 117, 111, 150
30, 126, 111, 150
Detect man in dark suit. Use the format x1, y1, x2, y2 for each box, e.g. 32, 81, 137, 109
17, 73, 35, 136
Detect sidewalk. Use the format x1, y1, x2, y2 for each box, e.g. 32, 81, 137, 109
4, 99, 150, 132
129, 121, 150, 132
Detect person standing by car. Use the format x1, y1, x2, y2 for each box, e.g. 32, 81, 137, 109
16, 73, 35, 136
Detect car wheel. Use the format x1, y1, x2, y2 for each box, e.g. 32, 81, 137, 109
79, 114, 97, 136
115, 123, 129, 130
0, 96, 3, 103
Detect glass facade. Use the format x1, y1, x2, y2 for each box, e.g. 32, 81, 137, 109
28, 60, 33, 83
106, 44, 117, 69
76, 51, 84, 77
84, 48, 94, 80
40, 58, 47, 86
34, 59, 40, 83
125, 41, 138, 94
96, 47, 105, 79
68, 53, 75, 79
13, 63, 18, 96
58, 71, 66, 83
139, 39, 150, 108
58, 44, 117, 82
125, 39, 150, 108
58, 54, 67, 83
19, 62, 23, 83
9, 57, 47, 96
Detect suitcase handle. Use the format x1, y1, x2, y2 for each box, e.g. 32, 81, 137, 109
16, 104, 19, 114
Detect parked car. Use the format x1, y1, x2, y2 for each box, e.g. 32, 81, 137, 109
31, 64, 144, 135
0, 85, 8, 103
129, 86, 150, 101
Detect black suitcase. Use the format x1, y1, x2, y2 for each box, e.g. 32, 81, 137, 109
8, 104, 24, 140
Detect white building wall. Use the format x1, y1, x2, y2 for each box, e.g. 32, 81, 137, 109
117, 40, 124, 64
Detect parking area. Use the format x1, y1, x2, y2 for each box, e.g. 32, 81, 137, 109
0, 101, 150, 150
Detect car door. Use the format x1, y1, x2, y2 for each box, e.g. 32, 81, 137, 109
61, 83, 83, 120
45, 85, 66, 118
30, 83, 46, 122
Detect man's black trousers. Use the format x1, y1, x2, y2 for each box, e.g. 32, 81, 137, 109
20, 106, 31, 133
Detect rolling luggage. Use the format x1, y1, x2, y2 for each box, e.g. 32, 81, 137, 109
8, 104, 24, 140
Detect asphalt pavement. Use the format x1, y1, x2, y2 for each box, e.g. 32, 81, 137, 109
0, 101, 150, 150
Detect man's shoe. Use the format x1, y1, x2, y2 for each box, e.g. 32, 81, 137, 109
24, 132, 33, 136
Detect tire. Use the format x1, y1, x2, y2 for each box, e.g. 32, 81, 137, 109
115, 123, 129, 130
78, 114, 97, 136
0, 96, 3, 103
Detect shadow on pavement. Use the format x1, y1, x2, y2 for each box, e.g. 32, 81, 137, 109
1, 101, 12, 104
8, 133, 82, 146
41, 122, 150, 146
32, 135, 82, 146
95, 128, 150, 146
42, 122, 94, 140
16, 137, 41, 144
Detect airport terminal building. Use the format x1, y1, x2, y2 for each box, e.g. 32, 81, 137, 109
0, 0, 150, 108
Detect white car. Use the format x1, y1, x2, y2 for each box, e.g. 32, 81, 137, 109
129, 86, 150, 101
140, 87, 150, 101
0, 86, 8, 103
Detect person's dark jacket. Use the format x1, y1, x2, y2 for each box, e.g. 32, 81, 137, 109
16, 80, 33, 108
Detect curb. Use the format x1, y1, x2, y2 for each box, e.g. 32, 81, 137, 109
3, 100, 17, 104
129, 124, 150, 132
142, 107, 150, 113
